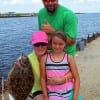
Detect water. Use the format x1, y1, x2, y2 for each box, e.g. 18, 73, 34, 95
0, 16, 38, 78
77, 13, 100, 39
0, 13, 100, 79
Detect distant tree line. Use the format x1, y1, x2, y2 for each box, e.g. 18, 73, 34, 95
0, 12, 38, 18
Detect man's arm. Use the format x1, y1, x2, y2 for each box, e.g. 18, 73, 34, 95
64, 12, 78, 46
66, 36, 76, 46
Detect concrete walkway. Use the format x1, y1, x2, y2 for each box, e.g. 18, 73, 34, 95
75, 37, 100, 100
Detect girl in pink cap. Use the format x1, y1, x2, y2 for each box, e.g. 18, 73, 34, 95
40, 31, 82, 100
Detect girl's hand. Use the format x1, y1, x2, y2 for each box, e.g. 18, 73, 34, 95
44, 96, 49, 100
73, 95, 78, 100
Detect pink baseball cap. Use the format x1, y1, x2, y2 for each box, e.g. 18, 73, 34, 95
31, 31, 48, 45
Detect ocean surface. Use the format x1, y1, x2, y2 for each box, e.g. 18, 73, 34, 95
0, 13, 100, 79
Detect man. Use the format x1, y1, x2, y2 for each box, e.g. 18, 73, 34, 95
38, 0, 78, 56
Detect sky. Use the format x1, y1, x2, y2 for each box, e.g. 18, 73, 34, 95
0, 0, 100, 13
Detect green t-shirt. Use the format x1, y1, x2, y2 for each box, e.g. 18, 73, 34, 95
38, 5, 78, 56
28, 52, 41, 93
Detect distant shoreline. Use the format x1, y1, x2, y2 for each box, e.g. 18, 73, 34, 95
0, 13, 37, 18
0, 15, 36, 18
0, 12, 99, 18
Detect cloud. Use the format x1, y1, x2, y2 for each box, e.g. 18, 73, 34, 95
59, 0, 100, 13
60, 0, 100, 4
32, 0, 41, 4
0, 0, 20, 6
11, 0, 17, 4
31, 0, 43, 6
0, 0, 33, 6
0, 0, 100, 13
10, 0, 32, 5
87, 0, 98, 1
0, 0, 9, 6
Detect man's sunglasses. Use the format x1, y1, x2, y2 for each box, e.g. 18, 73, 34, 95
34, 42, 47, 47
43, 0, 57, 2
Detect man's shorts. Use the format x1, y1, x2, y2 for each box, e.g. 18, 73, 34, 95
69, 90, 83, 100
